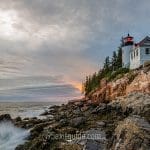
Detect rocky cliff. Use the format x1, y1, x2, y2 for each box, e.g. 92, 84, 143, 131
9, 92, 149, 150
87, 65, 150, 104
0, 66, 149, 150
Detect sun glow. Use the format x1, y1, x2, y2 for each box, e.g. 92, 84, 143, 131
0, 10, 17, 36
70, 81, 82, 92
0, 9, 25, 40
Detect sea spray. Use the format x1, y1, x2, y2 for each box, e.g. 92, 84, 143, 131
0, 121, 29, 150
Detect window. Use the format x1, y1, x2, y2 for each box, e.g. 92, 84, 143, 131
131, 53, 133, 60
134, 51, 136, 58
145, 48, 150, 54
136, 49, 138, 56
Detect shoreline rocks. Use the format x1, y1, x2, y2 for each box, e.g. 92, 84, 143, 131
0, 114, 12, 122
0, 92, 149, 150
112, 115, 150, 150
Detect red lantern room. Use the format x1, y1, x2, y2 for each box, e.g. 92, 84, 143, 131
122, 34, 134, 46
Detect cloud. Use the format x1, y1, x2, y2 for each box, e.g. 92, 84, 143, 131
0, 0, 150, 92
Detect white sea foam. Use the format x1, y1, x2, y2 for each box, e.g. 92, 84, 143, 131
0, 102, 59, 119
0, 121, 29, 150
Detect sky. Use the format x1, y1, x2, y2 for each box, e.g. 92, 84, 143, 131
0, 0, 150, 101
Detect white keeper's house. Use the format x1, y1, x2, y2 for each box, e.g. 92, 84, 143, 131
122, 34, 150, 69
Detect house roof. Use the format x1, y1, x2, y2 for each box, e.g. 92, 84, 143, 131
138, 36, 150, 46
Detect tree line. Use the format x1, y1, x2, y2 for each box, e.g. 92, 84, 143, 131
82, 47, 128, 96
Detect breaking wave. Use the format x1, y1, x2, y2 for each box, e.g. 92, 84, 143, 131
0, 121, 29, 150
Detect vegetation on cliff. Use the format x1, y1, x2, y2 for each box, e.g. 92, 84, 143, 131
83, 46, 129, 96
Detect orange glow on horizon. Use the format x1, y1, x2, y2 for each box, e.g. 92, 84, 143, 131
73, 82, 82, 91
68, 80, 82, 92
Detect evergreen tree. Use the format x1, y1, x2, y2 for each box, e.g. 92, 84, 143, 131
117, 47, 122, 68
112, 51, 117, 71
91, 72, 99, 90
84, 76, 89, 95
83, 38, 125, 95
103, 56, 111, 73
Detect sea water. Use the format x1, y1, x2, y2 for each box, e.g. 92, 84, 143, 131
0, 121, 29, 150
0, 78, 81, 149
0, 102, 63, 150
0, 102, 61, 119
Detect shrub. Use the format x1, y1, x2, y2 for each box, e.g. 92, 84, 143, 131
107, 68, 129, 81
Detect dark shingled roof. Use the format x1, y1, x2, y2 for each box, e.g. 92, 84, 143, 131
138, 36, 150, 46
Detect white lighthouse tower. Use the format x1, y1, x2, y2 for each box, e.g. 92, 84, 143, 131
122, 34, 134, 68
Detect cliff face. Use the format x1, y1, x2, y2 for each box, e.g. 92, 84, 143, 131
14, 92, 150, 150
87, 65, 150, 103
126, 69, 150, 93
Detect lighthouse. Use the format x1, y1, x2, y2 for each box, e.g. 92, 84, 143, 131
122, 34, 134, 68
121, 34, 150, 69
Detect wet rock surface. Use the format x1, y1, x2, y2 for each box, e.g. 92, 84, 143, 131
0, 92, 149, 150
0, 114, 12, 122
69, 117, 86, 128
112, 115, 150, 150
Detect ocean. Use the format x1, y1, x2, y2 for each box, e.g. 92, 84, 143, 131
0, 121, 29, 150
0, 101, 62, 119
0, 101, 64, 150
0, 76, 82, 149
